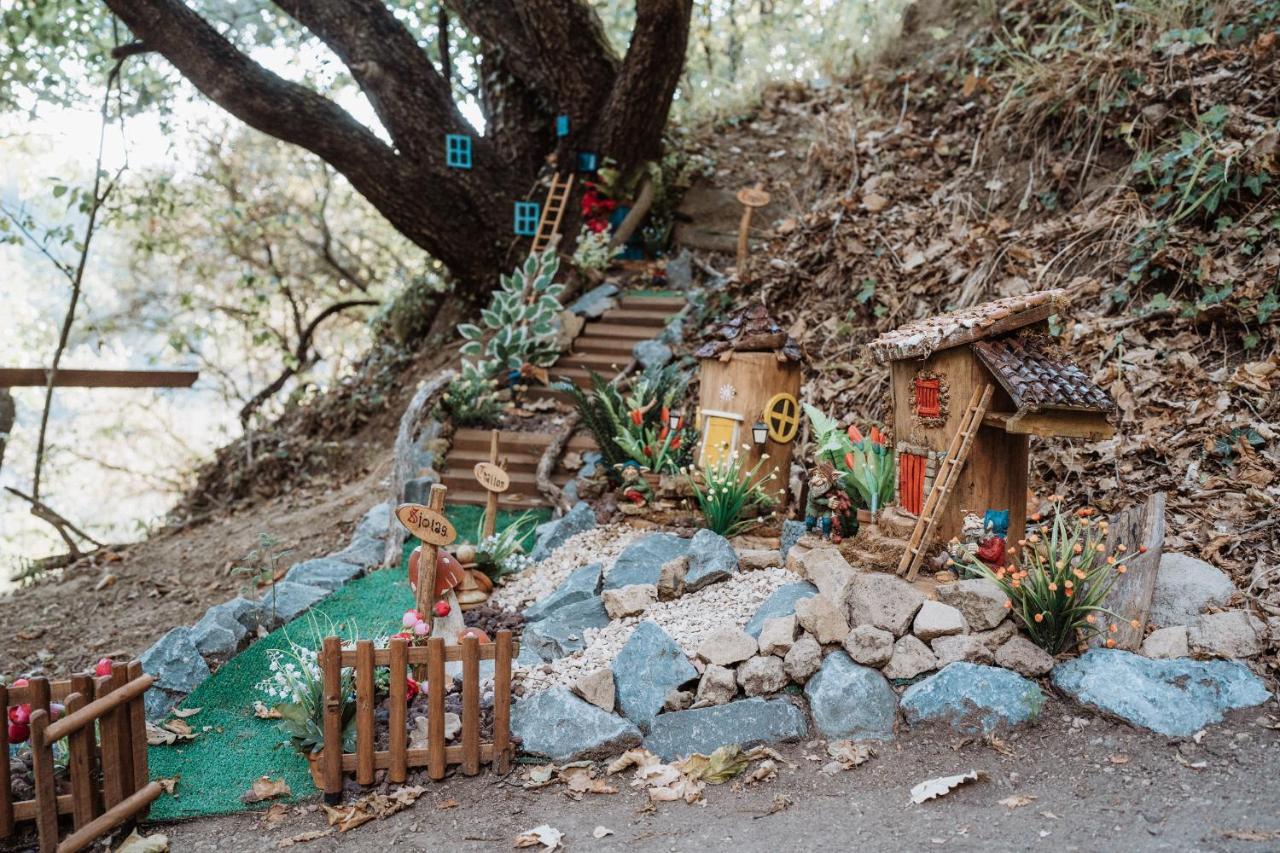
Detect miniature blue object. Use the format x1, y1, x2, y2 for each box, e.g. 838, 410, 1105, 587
577, 151, 598, 172
556, 114, 570, 136
445, 133, 471, 169
514, 201, 540, 236
983, 509, 1010, 538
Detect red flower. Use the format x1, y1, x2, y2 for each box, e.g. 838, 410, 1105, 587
405, 677, 419, 702
844, 451, 855, 470
8, 721, 29, 744
95, 658, 113, 677
630, 409, 643, 426
870, 426, 884, 445
847, 424, 864, 443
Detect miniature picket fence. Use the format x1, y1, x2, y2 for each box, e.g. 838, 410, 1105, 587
2, 662, 161, 853
317, 632, 515, 800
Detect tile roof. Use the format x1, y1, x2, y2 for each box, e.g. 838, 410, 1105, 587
867, 289, 1069, 363
972, 334, 1115, 414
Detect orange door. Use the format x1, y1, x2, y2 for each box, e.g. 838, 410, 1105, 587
899, 452, 926, 515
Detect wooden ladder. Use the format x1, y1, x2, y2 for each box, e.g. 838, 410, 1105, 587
897, 383, 994, 580
531, 172, 574, 254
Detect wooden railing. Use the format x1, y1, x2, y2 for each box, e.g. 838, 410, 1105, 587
319, 632, 516, 801
2, 662, 160, 853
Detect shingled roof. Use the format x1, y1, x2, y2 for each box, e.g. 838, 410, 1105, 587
867, 289, 1070, 363
972, 334, 1114, 414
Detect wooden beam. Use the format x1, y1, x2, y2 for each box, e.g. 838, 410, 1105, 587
1002, 409, 1115, 440
0, 369, 198, 389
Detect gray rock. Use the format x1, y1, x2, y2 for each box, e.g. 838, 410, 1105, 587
912, 601, 968, 642
332, 535, 384, 569
684, 529, 739, 591
189, 598, 259, 660
737, 655, 788, 696
994, 636, 1055, 677
633, 339, 673, 369
1141, 626, 1189, 659
664, 690, 694, 712
796, 548, 860, 605
511, 687, 641, 760
931, 622, 1018, 667
744, 582, 818, 638
665, 249, 693, 290
578, 451, 604, 479
569, 283, 619, 319
1150, 553, 1236, 627
696, 626, 758, 667
882, 635, 938, 680
737, 549, 781, 571
355, 502, 391, 542
258, 581, 330, 629
695, 664, 738, 706
602, 583, 657, 619
644, 698, 809, 761
783, 636, 822, 683
1187, 611, 1264, 659
523, 562, 602, 623
284, 557, 364, 592
1051, 649, 1271, 737
843, 625, 894, 667
795, 594, 850, 645
606, 533, 691, 590
403, 476, 438, 505
522, 596, 610, 662
804, 652, 898, 740
902, 663, 1045, 734
530, 502, 596, 562
656, 555, 688, 601
780, 520, 807, 562
572, 669, 616, 713
144, 688, 187, 721
846, 573, 926, 637
936, 579, 1010, 631
758, 615, 797, 657
613, 621, 698, 732
141, 627, 211, 701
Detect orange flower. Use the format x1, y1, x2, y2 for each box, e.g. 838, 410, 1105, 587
1064, 579, 1074, 588
1117, 564, 1127, 574
1064, 587, 1074, 597
1034, 613, 1044, 623
1085, 614, 1096, 624
1048, 582, 1058, 592
1117, 544, 1128, 553
1072, 543, 1083, 555
1030, 514, 1042, 523
1129, 619, 1141, 629
1049, 494, 1063, 502
1003, 599, 1013, 609
1105, 638, 1116, 648
1073, 569, 1087, 579
1138, 544, 1149, 554
1095, 544, 1106, 553
1109, 623, 1118, 633
1011, 579, 1021, 589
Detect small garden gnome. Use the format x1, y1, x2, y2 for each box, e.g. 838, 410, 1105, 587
614, 461, 653, 515
805, 462, 849, 542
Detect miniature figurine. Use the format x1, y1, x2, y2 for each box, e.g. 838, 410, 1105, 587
614, 461, 653, 512
947, 510, 1006, 571
805, 462, 851, 542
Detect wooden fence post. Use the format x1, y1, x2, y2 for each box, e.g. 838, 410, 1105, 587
388, 639, 408, 784
29, 709, 57, 853
427, 638, 446, 781
493, 631, 513, 774
461, 636, 480, 776
320, 637, 343, 805
0, 684, 11, 840
63, 685, 95, 831
355, 641, 375, 786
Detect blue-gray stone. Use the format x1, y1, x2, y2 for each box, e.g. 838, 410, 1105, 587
684, 529, 738, 591
804, 651, 898, 740
403, 476, 437, 505
524, 562, 603, 623
780, 520, 806, 561
613, 621, 698, 733
144, 688, 184, 722
258, 581, 330, 630
665, 250, 693, 291
578, 451, 604, 479
284, 556, 364, 591
511, 686, 641, 760
633, 339, 673, 369
658, 316, 686, 345
902, 662, 1045, 734
569, 283, 619, 319
332, 535, 384, 568
190, 597, 261, 659
643, 698, 809, 761
604, 533, 691, 591
531, 501, 596, 562
521, 596, 610, 662
355, 502, 391, 542
744, 581, 818, 638
141, 627, 211, 696
1051, 649, 1271, 737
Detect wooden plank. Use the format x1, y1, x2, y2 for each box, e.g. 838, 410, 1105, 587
427, 638, 446, 781
42, 674, 152, 744
320, 638, 344, 801
355, 641, 376, 786
388, 639, 408, 785
338, 744, 495, 773
1003, 409, 1116, 440
57, 781, 162, 853
97, 668, 127, 811
1094, 492, 1166, 650
461, 637, 480, 776
340, 640, 502, 668
0, 684, 12, 840
0, 368, 198, 389
13, 794, 73, 822
125, 663, 148, 818
29, 709, 58, 853
64, 685, 95, 830
493, 631, 513, 774
112, 664, 136, 800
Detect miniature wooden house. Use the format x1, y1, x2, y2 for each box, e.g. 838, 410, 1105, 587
867, 290, 1115, 546
694, 305, 804, 501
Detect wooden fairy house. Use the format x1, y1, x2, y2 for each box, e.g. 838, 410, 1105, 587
867, 290, 1115, 575
694, 304, 804, 500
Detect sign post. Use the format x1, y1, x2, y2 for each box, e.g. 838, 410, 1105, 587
473, 429, 510, 541
395, 484, 456, 617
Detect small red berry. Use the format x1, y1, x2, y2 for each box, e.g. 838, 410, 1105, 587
95, 658, 113, 677
8, 721, 29, 744
433, 600, 451, 618
8, 705, 30, 726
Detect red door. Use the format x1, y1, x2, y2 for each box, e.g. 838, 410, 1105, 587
899, 452, 926, 516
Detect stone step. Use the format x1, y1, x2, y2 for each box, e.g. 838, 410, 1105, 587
451, 428, 596, 453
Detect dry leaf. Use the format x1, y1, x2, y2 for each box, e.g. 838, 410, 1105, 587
1175, 753, 1208, 770
162, 719, 193, 737
1107, 754, 1130, 765
984, 734, 1014, 757
320, 786, 425, 833
116, 830, 169, 852
437, 798, 460, 810
276, 830, 332, 848
145, 722, 194, 746
592, 826, 614, 839
760, 793, 793, 817
862, 193, 889, 212
744, 760, 777, 784
513, 824, 562, 850
260, 803, 290, 826
998, 793, 1037, 809
910, 770, 985, 804
241, 777, 292, 804
254, 701, 282, 720
171, 707, 202, 719
827, 740, 874, 769
677, 745, 749, 784
155, 777, 178, 795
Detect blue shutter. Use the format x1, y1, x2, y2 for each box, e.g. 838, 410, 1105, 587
445, 134, 472, 169
514, 202, 540, 236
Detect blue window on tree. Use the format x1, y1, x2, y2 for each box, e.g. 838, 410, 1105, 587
445, 134, 472, 169
514, 202, 540, 236
577, 151, 598, 173
556, 114, 570, 137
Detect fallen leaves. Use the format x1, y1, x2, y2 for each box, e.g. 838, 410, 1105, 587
513, 824, 562, 850
145, 720, 196, 746
822, 740, 874, 774
605, 745, 783, 806
253, 701, 282, 719
170, 706, 202, 719
998, 793, 1037, 809
522, 761, 617, 800
116, 830, 169, 852
910, 770, 986, 804
240, 777, 291, 805
320, 786, 424, 832
276, 830, 333, 848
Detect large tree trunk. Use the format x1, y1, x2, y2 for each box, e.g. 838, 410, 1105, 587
103, 0, 693, 294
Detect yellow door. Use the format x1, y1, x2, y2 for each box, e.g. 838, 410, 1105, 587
700, 415, 740, 468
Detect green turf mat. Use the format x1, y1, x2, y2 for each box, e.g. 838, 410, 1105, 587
147, 504, 548, 820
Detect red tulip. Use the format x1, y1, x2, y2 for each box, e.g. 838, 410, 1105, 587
870, 426, 884, 445
433, 600, 451, 618
844, 452, 855, 471
630, 409, 643, 426
847, 424, 863, 443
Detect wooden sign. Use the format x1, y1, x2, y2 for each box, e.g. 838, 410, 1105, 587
395, 503, 456, 546
474, 462, 510, 493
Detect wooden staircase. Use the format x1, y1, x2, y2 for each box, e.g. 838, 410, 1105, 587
531, 173, 575, 255
441, 292, 687, 506
897, 384, 994, 580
